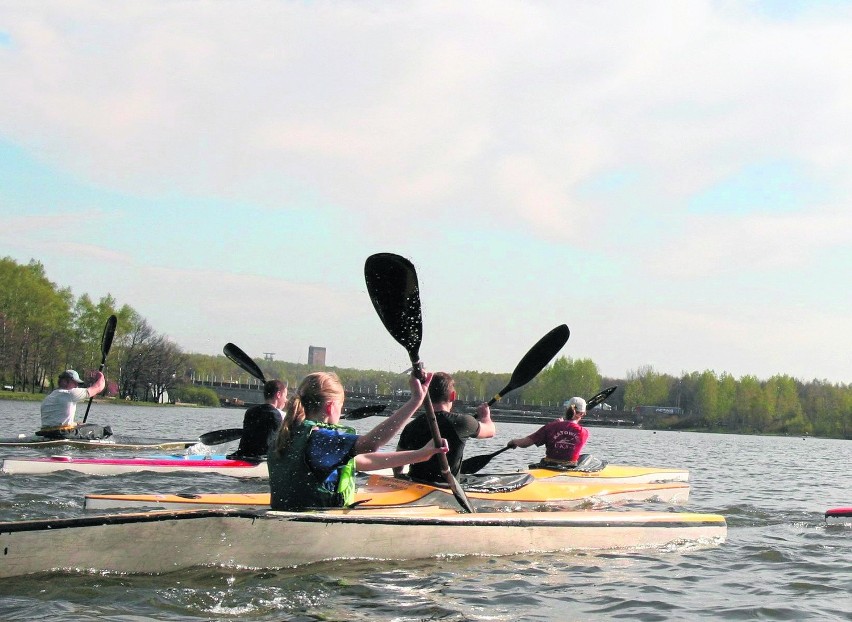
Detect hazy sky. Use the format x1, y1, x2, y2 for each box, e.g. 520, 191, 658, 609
1, 1, 850, 384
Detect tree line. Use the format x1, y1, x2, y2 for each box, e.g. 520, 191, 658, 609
2, 256, 850, 438
1, 257, 185, 402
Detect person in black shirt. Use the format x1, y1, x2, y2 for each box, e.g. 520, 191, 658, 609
227, 379, 288, 461
394, 371, 494, 482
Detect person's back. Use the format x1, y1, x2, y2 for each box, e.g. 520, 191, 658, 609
533, 417, 588, 462
396, 371, 494, 482
41, 387, 90, 429
229, 380, 287, 460
398, 412, 468, 481
39, 369, 107, 438
507, 396, 588, 465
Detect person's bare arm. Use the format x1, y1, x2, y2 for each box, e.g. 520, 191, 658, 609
475, 402, 496, 438
354, 372, 432, 454
355, 438, 448, 471
507, 435, 536, 449
86, 372, 106, 398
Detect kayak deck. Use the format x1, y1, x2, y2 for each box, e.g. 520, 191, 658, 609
84, 473, 691, 511
528, 464, 689, 484
1, 454, 267, 477
0, 436, 200, 450
0, 506, 727, 578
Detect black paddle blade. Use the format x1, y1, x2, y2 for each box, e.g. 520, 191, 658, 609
460, 446, 510, 475
101, 315, 118, 360
364, 253, 423, 362
586, 385, 618, 410
488, 324, 570, 405
223, 343, 266, 382
199, 428, 244, 445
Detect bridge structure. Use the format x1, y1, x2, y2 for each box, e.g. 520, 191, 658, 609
192, 379, 639, 426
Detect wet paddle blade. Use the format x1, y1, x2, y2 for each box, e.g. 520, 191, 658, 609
364, 253, 474, 514
223, 343, 266, 382
488, 324, 570, 405
199, 428, 244, 445
364, 253, 423, 361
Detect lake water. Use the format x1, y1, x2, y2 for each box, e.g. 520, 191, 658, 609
0, 400, 849, 621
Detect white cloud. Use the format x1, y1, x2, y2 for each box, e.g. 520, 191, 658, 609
2, 1, 852, 382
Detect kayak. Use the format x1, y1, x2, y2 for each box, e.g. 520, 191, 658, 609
1, 452, 689, 483
1, 454, 267, 477
0, 435, 200, 450
84, 472, 691, 511
0, 506, 727, 578
825, 507, 852, 521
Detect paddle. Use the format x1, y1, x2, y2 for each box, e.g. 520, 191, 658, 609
460, 384, 618, 474
485, 324, 570, 407
82, 315, 117, 424
364, 252, 475, 514
199, 428, 244, 445
451, 324, 569, 475
196, 344, 269, 445
223, 342, 266, 382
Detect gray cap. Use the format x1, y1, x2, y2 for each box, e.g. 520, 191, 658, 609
59, 369, 86, 385
563, 396, 586, 412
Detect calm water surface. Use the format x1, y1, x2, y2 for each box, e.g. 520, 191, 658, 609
0, 400, 849, 621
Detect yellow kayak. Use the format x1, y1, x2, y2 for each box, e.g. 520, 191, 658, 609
85, 472, 691, 511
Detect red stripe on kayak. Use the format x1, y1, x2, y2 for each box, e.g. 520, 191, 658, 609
39, 457, 258, 468
825, 507, 852, 518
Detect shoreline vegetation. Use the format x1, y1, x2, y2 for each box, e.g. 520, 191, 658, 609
2, 256, 850, 440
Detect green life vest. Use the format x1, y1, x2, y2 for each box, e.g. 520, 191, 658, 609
268, 420, 357, 511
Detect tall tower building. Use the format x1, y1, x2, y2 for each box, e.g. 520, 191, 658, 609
308, 346, 326, 367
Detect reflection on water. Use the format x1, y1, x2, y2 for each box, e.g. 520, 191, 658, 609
0, 400, 850, 621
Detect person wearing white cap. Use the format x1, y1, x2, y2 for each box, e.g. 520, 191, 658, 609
505, 395, 589, 466
38, 369, 107, 439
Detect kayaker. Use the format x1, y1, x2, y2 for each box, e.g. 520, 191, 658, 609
227, 379, 288, 461
268, 371, 449, 511
393, 371, 495, 482
506, 396, 589, 466
37, 369, 109, 439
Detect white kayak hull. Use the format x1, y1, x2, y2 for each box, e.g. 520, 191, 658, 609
0, 507, 727, 578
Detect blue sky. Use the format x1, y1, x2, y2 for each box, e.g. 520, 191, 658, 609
1, 1, 851, 384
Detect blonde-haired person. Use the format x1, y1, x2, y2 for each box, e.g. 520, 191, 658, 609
505, 396, 589, 467
268, 371, 447, 511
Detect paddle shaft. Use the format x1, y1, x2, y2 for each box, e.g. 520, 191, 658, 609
364, 253, 474, 513
407, 364, 475, 511
83, 315, 117, 424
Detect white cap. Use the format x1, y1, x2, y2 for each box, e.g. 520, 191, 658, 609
563, 397, 586, 412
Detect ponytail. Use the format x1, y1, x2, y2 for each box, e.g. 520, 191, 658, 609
272, 372, 345, 454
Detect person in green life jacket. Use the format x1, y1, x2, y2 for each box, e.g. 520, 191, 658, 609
268, 370, 448, 511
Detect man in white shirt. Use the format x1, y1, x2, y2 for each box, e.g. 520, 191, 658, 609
39, 369, 108, 439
